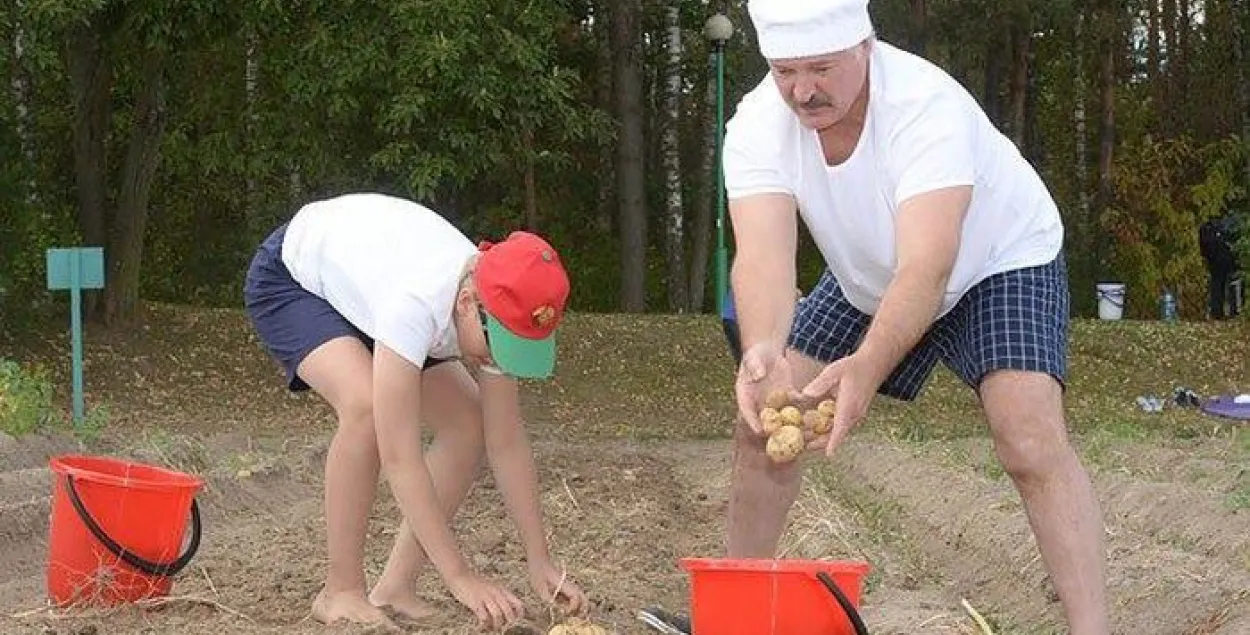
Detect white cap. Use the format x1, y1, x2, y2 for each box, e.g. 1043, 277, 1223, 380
748, 0, 873, 60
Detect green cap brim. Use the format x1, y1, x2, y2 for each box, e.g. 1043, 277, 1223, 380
484, 313, 556, 379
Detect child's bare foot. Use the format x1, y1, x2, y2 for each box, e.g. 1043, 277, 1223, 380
369, 585, 439, 623
313, 587, 399, 631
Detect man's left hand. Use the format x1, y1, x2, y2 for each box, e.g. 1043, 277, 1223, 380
528, 560, 590, 617
798, 353, 878, 456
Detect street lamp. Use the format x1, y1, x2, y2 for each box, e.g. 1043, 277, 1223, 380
705, 11, 733, 316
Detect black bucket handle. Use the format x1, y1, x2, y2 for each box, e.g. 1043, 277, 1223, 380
64, 474, 202, 578
816, 571, 870, 635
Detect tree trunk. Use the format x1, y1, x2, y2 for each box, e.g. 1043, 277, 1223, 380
522, 124, 538, 230
1008, 14, 1032, 148
661, 1, 687, 312
687, 47, 718, 313
610, 0, 648, 312
1094, 2, 1117, 277
67, 16, 113, 320
11, 2, 37, 205
593, 1, 614, 234
102, 51, 168, 325
1238, 0, 1250, 193
909, 0, 927, 56
1161, 0, 1176, 136
1074, 10, 1090, 243
982, 27, 1004, 128
244, 26, 261, 239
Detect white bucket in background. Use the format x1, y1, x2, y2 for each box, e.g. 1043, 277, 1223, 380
1096, 282, 1126, 320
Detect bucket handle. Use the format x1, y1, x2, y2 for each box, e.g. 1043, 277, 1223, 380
64, 474, 203, 578
815, 571, 870, 635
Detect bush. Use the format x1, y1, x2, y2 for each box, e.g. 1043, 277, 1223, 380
0, 358, 57, 437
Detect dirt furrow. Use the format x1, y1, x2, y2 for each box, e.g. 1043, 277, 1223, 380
830, 436, 1250, 635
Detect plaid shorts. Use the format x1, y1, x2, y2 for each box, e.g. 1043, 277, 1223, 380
788, 253, 1070, 400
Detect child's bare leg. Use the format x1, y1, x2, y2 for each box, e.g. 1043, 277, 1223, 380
370, 361, 485, 620
297, 337, 397, 630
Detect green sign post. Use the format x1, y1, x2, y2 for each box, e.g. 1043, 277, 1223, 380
46, 247, 105, 425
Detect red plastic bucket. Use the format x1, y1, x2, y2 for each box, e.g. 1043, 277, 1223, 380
680, 557, 871, 635
45, 455, 204, 607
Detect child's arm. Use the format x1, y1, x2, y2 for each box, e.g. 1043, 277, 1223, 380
372, 344, 524, 627
477, 367, 589, 612
477, 368, 550, 562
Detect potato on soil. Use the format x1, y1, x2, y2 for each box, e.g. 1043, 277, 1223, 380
548, 617, 608, 635
766, 425, 805, 463
764, 388, 791, 410
802, 409, 832, 435
779, 405, 802, 427
759, 407, 783, 434
817, 399, 836, 418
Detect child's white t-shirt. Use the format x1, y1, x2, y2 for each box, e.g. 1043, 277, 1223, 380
280, 192, 478, 368
723, 40, 1064, 319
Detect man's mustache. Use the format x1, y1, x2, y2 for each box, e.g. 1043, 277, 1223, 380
801, 94, 832, 110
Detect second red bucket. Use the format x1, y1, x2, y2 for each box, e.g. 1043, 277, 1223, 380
46, 455, 204, 607
681, 557, 871, 635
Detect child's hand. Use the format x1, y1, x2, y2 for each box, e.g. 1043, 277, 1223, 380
448, 570, 525, 630
529, 561, 589, 616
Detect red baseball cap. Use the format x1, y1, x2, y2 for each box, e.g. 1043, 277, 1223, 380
473, 231, 570, 378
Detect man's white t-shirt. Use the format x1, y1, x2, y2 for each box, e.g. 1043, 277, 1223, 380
280, 192, 478, 368
723, 40, 1064, 318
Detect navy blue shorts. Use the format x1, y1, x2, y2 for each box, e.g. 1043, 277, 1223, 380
243, 223, 446, 392
787, 253, 1070, 400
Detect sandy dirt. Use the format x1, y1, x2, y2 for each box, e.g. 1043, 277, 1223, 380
2, 428, 1246, 635
0, 307, 1247, 634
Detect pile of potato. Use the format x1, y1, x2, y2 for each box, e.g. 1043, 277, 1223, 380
759, 389, 835, 463
547, 616, 610, 635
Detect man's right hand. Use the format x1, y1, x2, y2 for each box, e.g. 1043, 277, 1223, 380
447, 570, 525, 630
735, 341, 794, 435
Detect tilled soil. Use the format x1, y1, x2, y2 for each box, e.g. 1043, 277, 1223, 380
2, 428, 1244, 635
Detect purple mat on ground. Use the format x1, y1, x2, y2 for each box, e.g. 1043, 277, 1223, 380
1200, 394, 1250, 421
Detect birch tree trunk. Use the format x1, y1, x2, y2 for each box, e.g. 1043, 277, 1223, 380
10, 1, 37, 205
245, 26, 260, 237
687, 47, 718, 313
1236, 0, 1250, 192
1075, 17, 1088, 216
661, 0, 687, 312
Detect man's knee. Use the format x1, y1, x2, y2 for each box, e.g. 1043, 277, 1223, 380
980, 370, 1073, 479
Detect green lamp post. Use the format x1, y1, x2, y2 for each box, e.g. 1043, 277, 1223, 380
705, 11, 734, 315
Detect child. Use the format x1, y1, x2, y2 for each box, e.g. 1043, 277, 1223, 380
243, 192, 588, 631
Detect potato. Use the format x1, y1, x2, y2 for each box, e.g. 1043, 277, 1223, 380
779, 405, 802, 427
764, 388, 791, 410
548, 617, 608, 635
766, 425, 805, 463
759, 407, 783, 434
801, 409, 832, 435
817, 398, 837, 418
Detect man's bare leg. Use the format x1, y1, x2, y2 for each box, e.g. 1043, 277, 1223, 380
980, 369, 1110, 635
725, 350, 824, 557
297, 337, 397, 630
369, 362, 486, 620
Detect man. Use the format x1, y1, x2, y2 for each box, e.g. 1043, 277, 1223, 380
721, 1, 1110, 634
1198, 206, 1243, 319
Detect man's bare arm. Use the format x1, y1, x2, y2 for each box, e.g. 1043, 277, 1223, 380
729, 192, 800, 353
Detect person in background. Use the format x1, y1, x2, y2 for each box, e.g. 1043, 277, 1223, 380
1198, 203, 1243, 319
